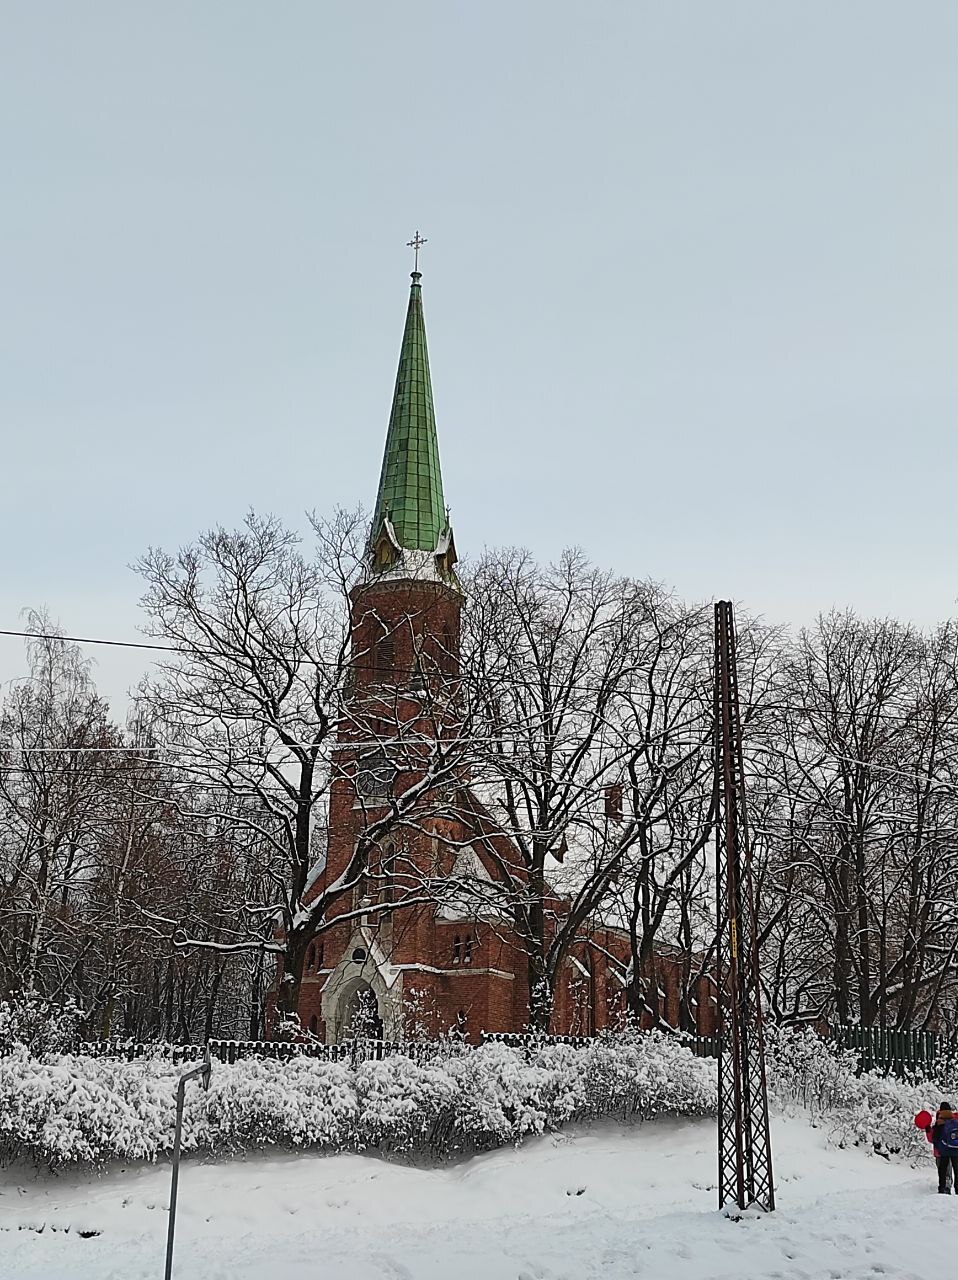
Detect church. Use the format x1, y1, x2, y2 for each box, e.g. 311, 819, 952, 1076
295, 255, 716, 1044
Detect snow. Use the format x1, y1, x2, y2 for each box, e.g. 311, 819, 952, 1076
1, 1112, 952, 1280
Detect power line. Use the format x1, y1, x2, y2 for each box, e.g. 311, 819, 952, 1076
5, 628, 957, 730
0, 715, 712, 757
0, 628, 180, 654
737, 697, 957, 731
0, 625, 685, 699
746, 739, 958, 792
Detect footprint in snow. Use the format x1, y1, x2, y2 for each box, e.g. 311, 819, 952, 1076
369, 1254, 413, 1279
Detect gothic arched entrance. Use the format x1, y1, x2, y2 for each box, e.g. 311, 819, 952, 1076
319, 931, 399, 1043
340, 981, 384, 1041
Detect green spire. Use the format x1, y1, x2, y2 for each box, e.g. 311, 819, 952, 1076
371, 272, 447, 553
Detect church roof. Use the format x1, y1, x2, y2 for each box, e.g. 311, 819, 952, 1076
371, 271, 447, 555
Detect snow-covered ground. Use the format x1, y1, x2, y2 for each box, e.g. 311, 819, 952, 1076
1, 1114, 952, 1280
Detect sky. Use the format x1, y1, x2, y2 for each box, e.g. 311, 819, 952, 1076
2, 2, 957, 711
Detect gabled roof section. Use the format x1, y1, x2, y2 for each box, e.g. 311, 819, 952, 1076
436, 845, 509, 922
371, 271, 447, 556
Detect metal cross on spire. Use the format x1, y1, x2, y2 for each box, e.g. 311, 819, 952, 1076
407, 230, 427, 273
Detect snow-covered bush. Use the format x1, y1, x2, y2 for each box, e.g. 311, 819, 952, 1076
582, 1032, 717, 1121
0, 991, 84, 1057
0, 1033, 717, 1169
766, 1025, 938, 1162
8, 1025, 953, 1171
765, 1025, 863, 1112
446, 1043, 568, 1146
0, 1046, 180, 1165
355, 1054, 458, 1153
203, 1055, 360, 1153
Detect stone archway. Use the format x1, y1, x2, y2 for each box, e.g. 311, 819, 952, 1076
341, 982, 384, 1040
326, 972, 391, 1043
320, 930, 401, 1043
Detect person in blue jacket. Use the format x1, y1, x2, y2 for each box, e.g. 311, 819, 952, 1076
926, 1102, 958, 1193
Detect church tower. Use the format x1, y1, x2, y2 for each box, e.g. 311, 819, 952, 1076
298, 256, 496, 1044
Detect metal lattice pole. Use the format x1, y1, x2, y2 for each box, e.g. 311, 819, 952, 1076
714, 601, 775, 1214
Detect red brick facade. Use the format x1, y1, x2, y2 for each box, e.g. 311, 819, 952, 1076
293, 572, 717, 1044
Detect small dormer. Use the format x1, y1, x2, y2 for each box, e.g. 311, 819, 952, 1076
434, 519, 458, 581
370, 512, 402, 575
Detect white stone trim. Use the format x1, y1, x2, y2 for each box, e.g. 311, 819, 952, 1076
388, 963, 515, 980
320, 925, 404, 1043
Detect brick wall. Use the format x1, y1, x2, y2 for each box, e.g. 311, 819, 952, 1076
285, 569, 716, 1044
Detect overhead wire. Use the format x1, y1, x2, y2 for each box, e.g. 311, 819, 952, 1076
0, 625, 702, 700
4, 627, 954, 726
7, 625, 958, 800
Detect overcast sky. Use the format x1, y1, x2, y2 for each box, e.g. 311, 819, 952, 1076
2, 2, 957, 710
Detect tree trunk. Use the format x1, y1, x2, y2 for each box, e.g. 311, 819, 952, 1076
273, 933, 309, 1035
527, 949, 553, 1032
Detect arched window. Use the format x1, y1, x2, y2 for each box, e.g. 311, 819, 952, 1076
410, 657, 426, 693
344, 984, 383, 1040
306, 945, 316, 971
376, 632, 395, 681
578, 952, 595, 1037
308, 1014, 319, 1034
452, 935, 462, 966
316, 942, 324, 969
381, 842, 396, 904
442, 621, 455, 672
463, 935, 475, 966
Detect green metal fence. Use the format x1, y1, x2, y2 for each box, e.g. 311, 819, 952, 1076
837, 1025, 940, 1075
685, 1027, 941, 1076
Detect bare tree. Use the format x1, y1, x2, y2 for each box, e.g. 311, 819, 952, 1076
753, 612, 958, 1029
460, 548, 656, 1029
0, 615, 123, 1002
135, 510, 479, 1029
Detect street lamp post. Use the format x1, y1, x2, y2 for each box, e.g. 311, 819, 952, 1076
164, 1045, 213, 1280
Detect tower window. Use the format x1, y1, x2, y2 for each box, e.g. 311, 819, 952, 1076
452, 935, 462, 966
306, 944, 316, 971
308, 1015, 319, 1034
375, 633, 395, 680
381, 843, 396, 904
463, 936, 475, 966
442, 622, 456, 672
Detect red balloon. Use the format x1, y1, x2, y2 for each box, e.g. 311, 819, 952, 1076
915, 1110, 933, 1129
